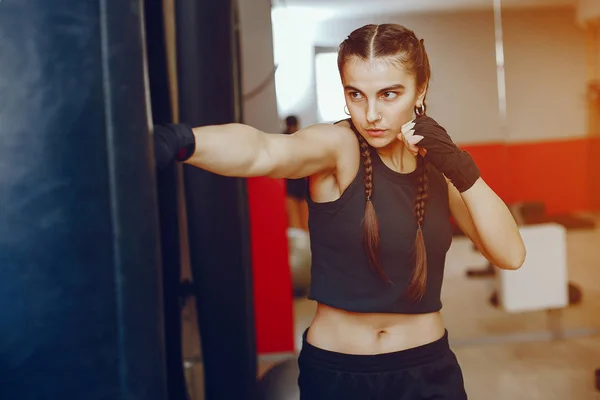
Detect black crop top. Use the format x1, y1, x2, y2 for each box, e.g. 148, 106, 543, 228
307, 130, 453, 314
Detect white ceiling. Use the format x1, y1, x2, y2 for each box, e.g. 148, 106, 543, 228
273, 0, 575, 17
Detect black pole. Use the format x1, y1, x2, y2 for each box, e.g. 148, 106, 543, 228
175, 0, 258, 399
0, 1, 168, 399
143, 1, 188, 399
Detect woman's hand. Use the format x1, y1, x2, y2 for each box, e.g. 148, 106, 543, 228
398, 119, 426, 157
398, 116, 480, 193
153, 123, 196, 170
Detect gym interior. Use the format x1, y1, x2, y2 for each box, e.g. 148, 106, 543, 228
2, 0, 600, 399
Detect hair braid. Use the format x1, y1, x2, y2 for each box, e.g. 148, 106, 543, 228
405, 158, 429, 301
357, 134, 389, 282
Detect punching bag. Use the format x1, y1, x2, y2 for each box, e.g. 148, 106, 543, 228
176, 0, 258, 399
0, 1, 168, 399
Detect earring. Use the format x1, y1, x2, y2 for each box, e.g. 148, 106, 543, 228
344, 105, 350, 116
415, 104, 426, 116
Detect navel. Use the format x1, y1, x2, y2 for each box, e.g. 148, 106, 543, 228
377, 330, 388, 338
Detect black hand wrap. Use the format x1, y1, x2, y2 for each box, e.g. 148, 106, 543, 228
414, 116, 480, 192
153, 123, 196, 170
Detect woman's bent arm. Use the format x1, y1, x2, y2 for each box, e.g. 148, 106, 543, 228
448, 177, 526, 270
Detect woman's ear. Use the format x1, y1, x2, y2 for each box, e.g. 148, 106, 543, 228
416, 81, 428, 108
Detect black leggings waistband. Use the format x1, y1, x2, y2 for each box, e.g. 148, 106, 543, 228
299, 329, 451, 373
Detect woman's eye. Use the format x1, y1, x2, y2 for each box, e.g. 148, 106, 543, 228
349, 92, 363, 100
382, 91, 399, 100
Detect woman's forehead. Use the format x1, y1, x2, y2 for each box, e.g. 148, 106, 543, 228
341, 58, 414, 92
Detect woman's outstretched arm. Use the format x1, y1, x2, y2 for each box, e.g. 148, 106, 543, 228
154, 122, 351, 179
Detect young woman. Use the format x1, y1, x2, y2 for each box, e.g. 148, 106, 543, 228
154, 23, 526, 399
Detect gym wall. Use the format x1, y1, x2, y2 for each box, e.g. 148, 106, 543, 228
272, 7, 323, 132
474, 7, 593, 214
237, 0, 280, 133
578, 0, 600, 23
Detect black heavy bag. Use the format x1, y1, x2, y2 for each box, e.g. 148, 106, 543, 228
175, 0, 258, 399
0, 1, 168, 399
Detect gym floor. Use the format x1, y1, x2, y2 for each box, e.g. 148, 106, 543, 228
291, 212, 600, 399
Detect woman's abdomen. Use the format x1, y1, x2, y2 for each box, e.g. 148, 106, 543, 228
306, 303, 446, 355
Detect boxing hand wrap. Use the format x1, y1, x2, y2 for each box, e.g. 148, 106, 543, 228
414, 116, 480, 192
153, 123, 196, 170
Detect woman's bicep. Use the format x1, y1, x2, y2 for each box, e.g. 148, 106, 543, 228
263, 124, 353, 179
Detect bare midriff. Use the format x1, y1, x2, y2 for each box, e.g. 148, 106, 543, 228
306, 303, 446, 355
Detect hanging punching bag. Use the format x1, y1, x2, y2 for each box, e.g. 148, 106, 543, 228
0, 1, 168, 399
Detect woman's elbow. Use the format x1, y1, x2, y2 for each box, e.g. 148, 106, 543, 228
497, 242, 526, 271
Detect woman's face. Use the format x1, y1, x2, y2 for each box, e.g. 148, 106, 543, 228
341, 56, 426, 149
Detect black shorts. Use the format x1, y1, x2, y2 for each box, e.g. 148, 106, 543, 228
297, 329, 467, 400
286, 178, 306, 200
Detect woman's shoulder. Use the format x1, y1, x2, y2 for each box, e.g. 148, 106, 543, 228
332, 117, 352, 128
307, 118, 356, 139
299, 120, 359, 156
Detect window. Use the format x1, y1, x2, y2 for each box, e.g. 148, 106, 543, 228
314, 50, 346, 123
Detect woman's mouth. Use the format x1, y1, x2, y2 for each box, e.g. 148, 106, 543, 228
366, 129, 386, 138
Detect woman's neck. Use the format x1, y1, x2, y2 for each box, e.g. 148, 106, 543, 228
376, 140, 417, 174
